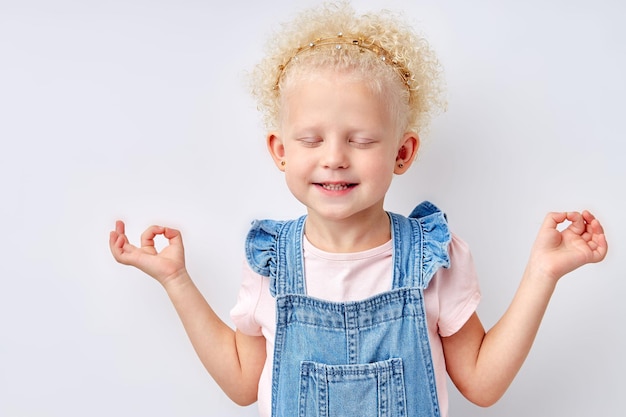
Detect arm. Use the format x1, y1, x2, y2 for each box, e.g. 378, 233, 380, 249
109, 221, 266, 405
442, 210, 607, 407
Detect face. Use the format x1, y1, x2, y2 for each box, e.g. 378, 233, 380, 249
268, 70, 419, 227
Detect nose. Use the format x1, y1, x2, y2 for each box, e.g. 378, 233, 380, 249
321, 140, 349, 169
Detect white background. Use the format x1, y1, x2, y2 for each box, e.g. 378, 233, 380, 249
1, 0, 624, 416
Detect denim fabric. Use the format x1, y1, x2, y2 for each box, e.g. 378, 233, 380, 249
246, 201, 451, 417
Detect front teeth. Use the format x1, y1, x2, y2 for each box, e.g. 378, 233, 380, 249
322, 183, 349, 191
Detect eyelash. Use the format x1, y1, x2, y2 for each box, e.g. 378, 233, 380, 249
350, 138, 376, 147
296, 137, 376, 148
297, 137, 323, 147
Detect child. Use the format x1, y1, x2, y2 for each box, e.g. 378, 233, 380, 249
109, 2, 608, 416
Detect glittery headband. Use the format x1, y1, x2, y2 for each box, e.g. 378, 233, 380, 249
274, 33, 412, 91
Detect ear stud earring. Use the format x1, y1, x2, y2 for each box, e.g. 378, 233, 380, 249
281, 161, 286, 166
398, 162, 404, 168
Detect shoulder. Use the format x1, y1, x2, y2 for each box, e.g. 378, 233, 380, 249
405, 200, 451, 249
244, 216, 304, 277
392, 201, 452, 286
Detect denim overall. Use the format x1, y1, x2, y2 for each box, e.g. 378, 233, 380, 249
246, 202, 451, 417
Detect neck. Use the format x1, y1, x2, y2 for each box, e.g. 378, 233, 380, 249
303, 210, 391, 253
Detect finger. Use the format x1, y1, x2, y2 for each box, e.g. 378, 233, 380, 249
565, 211, 586, 234
109, 221, 129, 250
589, 218, 606, 237
162, 227, 185, 253
581, 210, 604, 234
163, 226, 184, 246
140, 225, 165, 248
583, 211, 608, 257
115, 220, 126, 235
542, 212, 567, 230
110, 220, 127, 249
109, 231, 120, 253
109, 230, 120, 249
109, 232, 136, 264
584, 211, 606, 236
581, 210, 595, 223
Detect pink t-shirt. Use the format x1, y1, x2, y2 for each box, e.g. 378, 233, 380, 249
230, 233, 480, 417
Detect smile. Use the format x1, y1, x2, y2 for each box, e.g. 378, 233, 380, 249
319, 183, 354, 191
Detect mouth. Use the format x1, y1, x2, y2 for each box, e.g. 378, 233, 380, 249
316, 182, 356, 191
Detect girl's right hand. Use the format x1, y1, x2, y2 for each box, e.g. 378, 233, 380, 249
109, 220, 187, 286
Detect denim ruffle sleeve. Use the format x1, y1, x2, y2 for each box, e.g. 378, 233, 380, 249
410, 201, 452, 287
245, 215, 307, 297
245, 219, 284, 279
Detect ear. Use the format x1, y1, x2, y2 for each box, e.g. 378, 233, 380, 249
267, 132, 286, 172
394, 132, 420, 175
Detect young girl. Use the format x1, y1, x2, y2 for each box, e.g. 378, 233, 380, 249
109, 2, 608, 416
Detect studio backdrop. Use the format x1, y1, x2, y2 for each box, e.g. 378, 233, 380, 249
0, 0, 623, 416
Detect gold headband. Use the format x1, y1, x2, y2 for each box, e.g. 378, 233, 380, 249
274, 33, 412, 91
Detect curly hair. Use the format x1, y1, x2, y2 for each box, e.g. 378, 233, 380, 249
249, 1, 446, 135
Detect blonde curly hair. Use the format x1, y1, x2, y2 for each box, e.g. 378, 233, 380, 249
249, 1, 446, 135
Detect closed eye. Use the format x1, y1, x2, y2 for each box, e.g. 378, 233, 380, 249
349, 137, 377, 148
296, 137, 323, 147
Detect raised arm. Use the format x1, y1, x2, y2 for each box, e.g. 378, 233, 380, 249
442, 210, 607, 407
109, 221, 266, 405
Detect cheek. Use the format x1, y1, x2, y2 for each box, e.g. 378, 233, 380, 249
283, 161, 308, 187
369, 151, 398, 171
363, 157, 395, 183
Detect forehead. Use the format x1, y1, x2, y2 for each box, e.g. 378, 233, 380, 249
279, 66, 406, 133
279, 69, 395, 132
283, 67, 382, 99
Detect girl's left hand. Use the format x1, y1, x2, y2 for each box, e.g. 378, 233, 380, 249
529, 210, 608, 282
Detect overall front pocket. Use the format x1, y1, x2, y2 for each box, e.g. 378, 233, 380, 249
298, 358, 407, 417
